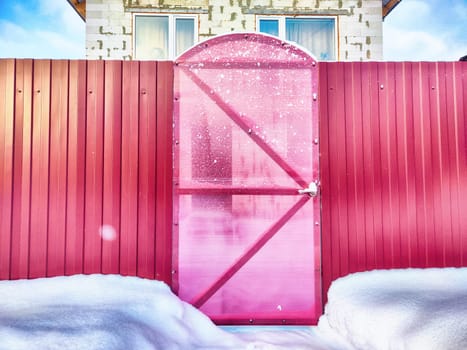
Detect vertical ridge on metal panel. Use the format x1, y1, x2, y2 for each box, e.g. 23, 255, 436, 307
155, 61, 173, 286
411, 63, 432, 267
444, 62, 460, 266
394, 62, 408, 268
379, 62, 399, 269
47, 60, 69, 277
438, 61, 449, 266
137, 61, 157, 279
459, 61, 467, 265
120, 61, 139, 276
401, 62, 417, 268
10, 59, 32, 280
430, 62, 446, 267
318, 62, 332, 302
102, 60, 123, 274
29, 60, 51, 279
359, 61, 374, 272
453, 62, 467, 266
84, 60, 104, 274
65, 60, 87, 275
369, 63, 383, 269
0, 59, 15, 279
368, 62, 382, 269
344, 62, 356, 274
344, 62, 363, 273
328, 62, 347, 280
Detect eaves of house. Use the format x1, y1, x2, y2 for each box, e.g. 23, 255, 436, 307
68, 0, 402, 22
67, 0, 86, 21
382, 0, 402, 18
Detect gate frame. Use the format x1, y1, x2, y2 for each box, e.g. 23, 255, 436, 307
172, 33, 322, 325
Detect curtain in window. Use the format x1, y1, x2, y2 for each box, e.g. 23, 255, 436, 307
286, 18, 335, 60
135, 16, 169, 59
176, 18, 195, 57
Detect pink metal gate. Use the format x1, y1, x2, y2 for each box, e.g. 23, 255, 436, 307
173, 33, 321, 324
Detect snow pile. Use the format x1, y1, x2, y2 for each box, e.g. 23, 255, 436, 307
2, 269, 467, 350
0, 275, 242, 350
319, 268, 467, 350
0, 274, 345, 350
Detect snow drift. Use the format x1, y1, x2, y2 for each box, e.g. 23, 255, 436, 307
0, 274, 345, 350
1, 268, 467, 350
0, 275, 242, 350
319, 268, 467, 350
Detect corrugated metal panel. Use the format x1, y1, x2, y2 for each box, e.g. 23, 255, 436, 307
0, 59, 173, 284
0, 59, 15, 279
320, 61, 467, 301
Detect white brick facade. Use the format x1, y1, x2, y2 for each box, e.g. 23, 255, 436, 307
86, 0, 132, 59
86, 0, 383, 61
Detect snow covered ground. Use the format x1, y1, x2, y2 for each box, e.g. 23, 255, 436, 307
0, 268, 466, 350
320, 268, 467, 350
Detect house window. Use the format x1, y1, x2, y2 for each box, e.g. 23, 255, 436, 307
258, 17, 336, 60
134, 15, 197, 59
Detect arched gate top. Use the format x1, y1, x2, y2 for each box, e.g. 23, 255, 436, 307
176, 32, 317, 68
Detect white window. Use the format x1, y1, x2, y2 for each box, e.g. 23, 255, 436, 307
258, 17, 336, 61
134, 14, 197, 60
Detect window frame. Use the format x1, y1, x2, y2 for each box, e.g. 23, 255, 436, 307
256, 15, 338, 61
133, 13, 198, 60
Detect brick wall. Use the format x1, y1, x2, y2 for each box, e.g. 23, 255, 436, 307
86, 0, 132, 59
86, 0, 383, 61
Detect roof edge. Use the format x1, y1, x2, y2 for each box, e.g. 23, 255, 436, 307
67, 0, 86, 22
383, 0, 402, 19
67, 0, 399, 22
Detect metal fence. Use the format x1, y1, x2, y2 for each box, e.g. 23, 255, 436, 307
320, 61, 467, 300
0, 59, 173, 283
1, 58, 466, 319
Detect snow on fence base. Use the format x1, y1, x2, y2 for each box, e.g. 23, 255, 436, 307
1, 269, 467, 349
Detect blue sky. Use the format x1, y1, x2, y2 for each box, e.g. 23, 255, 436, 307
383, 0, 467, 61
0, 0, 85, 59
0, 0, 466, 61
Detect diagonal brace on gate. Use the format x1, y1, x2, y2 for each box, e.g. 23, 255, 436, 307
191, 195, 310, 308
180, 66, 309, 190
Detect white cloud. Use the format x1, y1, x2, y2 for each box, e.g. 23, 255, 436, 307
38, 0, 84, 36
0, 19, 84, 59
386, 0, 431, 28
384, 26, 466, 61
0, 1, 85, 59
383, 0, 467, 61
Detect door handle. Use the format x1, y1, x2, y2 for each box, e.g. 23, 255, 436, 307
298, 181, 319, 197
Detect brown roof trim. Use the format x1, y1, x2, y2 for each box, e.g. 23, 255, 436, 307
68, 0, 399, 21
67, 0, 86, 22
383, 0, 402, 19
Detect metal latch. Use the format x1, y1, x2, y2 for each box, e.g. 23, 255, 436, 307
298, 181, 319, 197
